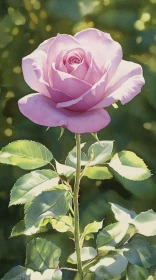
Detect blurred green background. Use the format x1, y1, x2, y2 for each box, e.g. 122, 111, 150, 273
0, 0, 156, 278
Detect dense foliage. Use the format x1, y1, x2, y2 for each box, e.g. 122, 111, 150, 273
0, 0, 156, 278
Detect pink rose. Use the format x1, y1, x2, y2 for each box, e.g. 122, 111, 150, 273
18, 28, 145, 134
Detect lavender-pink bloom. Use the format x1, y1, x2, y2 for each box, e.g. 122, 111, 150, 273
18, 28, 145, 133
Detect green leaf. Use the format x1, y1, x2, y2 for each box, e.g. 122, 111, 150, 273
98, 245, 121, 255
0, 153, 11, 165
0, 140, 53, 170
83, 272, 95, 280
68, 247, 97, 264
25, 185, 72, 230
88, 141, 114, 166
85, 233, 94, 241
109, 151, 152, 181
83, 221, 103, 237
97, 222, 129, 248
91, 133, 100, 142
45, 269, 62, 280
84, 166, 113, 180
26, 238, 61, 271
126, 264, 149, 280
10, 220, 28, 237
65, 142, 88, 168
89, 253, 128, 279
10, 170, 59, 206
110, 203, 136, 223
30, 272, 41, 280
134, 210, 156, 236
147, 276, 155, 280
55, 160, 75, 177
1, 266, 33, 280
51, 216, 74, 233
10, 218, 51, 237
30, 269, 62, 280
123, 238, 156, 268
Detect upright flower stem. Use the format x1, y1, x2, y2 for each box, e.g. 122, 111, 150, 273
74, 134, 83, 280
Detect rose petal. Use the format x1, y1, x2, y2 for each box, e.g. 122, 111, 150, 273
48, 34, 80, 65
84, 55, 102, 85
48, 34, 80, 62
46, 85, 72, 103
22, 37, 55, 97
55, 51, 68, 73
32, 51, 49, 86
51, 63, 91, 98
69, 60, 88, 80
18, 93, 111, 133
75, 28, 122, 78
22, 50, 50, 97
47, 34, 81, 82
67, 108, 111, 134
55, 48, 84, 74
38, 37, 55, 52
91, 60, 145, 109
56, 61, 111, 111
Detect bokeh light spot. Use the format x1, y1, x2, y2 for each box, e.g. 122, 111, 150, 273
6, 91, 15, 98
13, 12, 26, 26
40, 10, 48, 19
12, 27, 19, 36
6, 118, 12, 125
143, 122, 152, 130
8, 7, 15, 14
13, 66, 21, 74
141, 13, 151, 22
29, 39, 35, 44
136, 36, 142, 44
46, 25, 52, 32
134, 20, 145, 31
33, 1, 41, 10
30, 12, 39, 24
96, 181, 102, 187
4, 128, 13, 137
24, 0, 32, 11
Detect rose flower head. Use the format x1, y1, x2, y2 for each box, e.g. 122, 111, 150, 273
18, 28, 145, 134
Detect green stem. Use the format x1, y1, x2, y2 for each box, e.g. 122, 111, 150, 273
74, 134, 83, 280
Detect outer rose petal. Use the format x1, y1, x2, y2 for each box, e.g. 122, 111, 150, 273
46, 85, 72, 103
22, 50, 50, 97
51, 63, 91, 98
75, 28, 122, 78
91, 60, 145, 109
38, 38, 54, 52
18, 93, 110, 134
